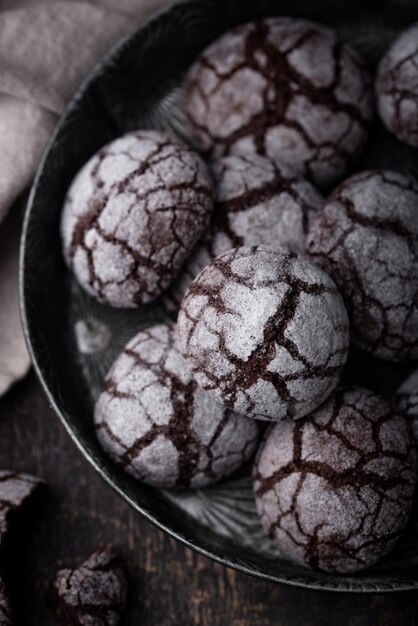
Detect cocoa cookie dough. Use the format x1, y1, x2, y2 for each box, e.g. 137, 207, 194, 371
185, 18, 373, 190
253, 387, 417, 573
49, 545, 126, 626
177, 246, 349, 421
95, 323, 258, 488
396, 369, 418, 444
61, 130, 213, 308
164, 153, 323, 314
306, 170, 418, 361
377, 23, 418, 147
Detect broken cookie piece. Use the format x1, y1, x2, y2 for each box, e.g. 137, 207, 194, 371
48, 545, 127, 626
0, 471, 44, 547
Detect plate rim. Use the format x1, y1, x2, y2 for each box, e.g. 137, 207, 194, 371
18, 0, 418, 594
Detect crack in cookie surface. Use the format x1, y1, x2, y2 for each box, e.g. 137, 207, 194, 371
185, 18, 373, 190
377, 23, 418, 147
49, 545, 127, 626
177, 246, 349, 420
61, 130, 213, 307
94, 323, 259, 489
164, 154, 323, 315
253, 387, 417, 573
306, 170, 418, 361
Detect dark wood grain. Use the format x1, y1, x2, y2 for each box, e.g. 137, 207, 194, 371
0, 372, 417, 625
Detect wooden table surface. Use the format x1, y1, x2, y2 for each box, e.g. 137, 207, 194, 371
0, 372, 417, 625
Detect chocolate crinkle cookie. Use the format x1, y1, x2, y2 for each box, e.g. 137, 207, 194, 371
185, 18, 373, 190
61, 130, 213, 308
177, 246, 349, 421
164, 153, 323, 314
253, 388, 417, 573
0, 578, 11, 626
396, 369, 418, 444
306, 169, 418, 362
95, 323, 259, 489
0, 471, 44, 547
48, 545, 127, 626
376, 22, 418, 147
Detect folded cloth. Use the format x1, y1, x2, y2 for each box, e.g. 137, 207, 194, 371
0, 203, 31, 396
0, 0, 168, 395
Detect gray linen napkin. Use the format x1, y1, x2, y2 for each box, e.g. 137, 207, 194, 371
0, 0, 167, 395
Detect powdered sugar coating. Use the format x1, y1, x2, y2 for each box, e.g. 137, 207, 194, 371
377, 23, 418, 147
61, 130, 213, 307
185, 18, 373, 190
306, 170, 418, 361
49, 545, 127, 626
177, 246, 349, 421
254, 387, 417, 573
396, 369, 418, 444
95, 323, 258, 489
164, 153, 323, 314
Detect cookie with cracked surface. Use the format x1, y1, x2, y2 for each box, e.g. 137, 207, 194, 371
396, 369, 418, 444
177, 245, 349, 421
253, 387, 417, 573
48, 545, 126, 626
94, 323, 259, 489
164, 153, 323, 315
306, 169, 418, 362
0, 471, 44, 548
185, 18, 373, 191
61, 130, 213, 308
376, 23, 418, 147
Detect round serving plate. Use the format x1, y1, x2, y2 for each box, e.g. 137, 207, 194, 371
20, 0, 418, 592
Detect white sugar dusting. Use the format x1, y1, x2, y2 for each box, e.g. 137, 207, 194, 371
94, 323, 258, 489
254, 388, 417, 573
164, 153, 322, 314
177, 246, 349, 420
61, 130, 213, 307
377, 23, 418, 147
307, 170, 418, 360
186, 17, 373, 189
